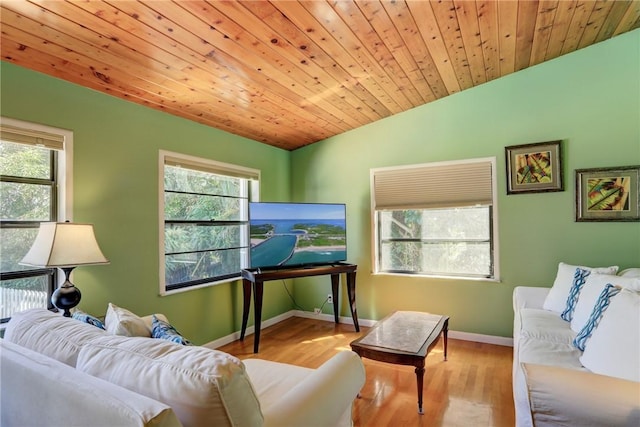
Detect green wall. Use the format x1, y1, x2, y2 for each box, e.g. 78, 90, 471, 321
0, 61, 292, 344
2, 30, 638, 342
290, 29, 640, 338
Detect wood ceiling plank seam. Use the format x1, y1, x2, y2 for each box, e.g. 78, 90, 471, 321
355, 0, 437, 104
4, 2, 324, 144
476, 0, 502, 82
197, 0, 376, 127
103, 0, 335, 139
0, 22, 187, 105
179, 0, 370, 130
56, 0, 192, 69
0, 26, 307, 144
544, 0, 578, 61
497, 0, 518, 77
560, 0, 597, 55
514, 0, 540, 71
144, 5, 349, 140
330, 0, 424, 108
267, 0, 393, 123
392, 0, 461, 95
200, 2, 370, 123
242, 0, 401, 120
577, 0, 616, 49
0, 5, 222, 105
0, 37, 300, 148
116, 0, 346, 140
612, 1, 640, 36
529, 0, 560, 67
430, 0, 475, 92
453, 0, 488, 86
301, 0, 407, 114
594, 0, 632, 42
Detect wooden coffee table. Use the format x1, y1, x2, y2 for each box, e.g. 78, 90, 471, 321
350, 311, 449, 414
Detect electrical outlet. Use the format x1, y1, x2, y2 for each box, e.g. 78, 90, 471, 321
327, 294, 333, 304
314, 308, 321, 314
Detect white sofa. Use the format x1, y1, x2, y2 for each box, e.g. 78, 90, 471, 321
513, 263, 640, 427
1, 308, 365, 427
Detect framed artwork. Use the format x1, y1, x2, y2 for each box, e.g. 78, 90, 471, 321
505, 140, 563, 194
575, 165, 640, 222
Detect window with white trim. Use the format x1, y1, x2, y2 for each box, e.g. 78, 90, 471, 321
371, 157, 498, 280
159, 151, 259, 294
0, 119, 72, 322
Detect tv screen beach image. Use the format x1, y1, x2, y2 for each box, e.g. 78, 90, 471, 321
249, 202, 347, 269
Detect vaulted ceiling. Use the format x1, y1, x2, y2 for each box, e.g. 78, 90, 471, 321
1, 1, 638, 150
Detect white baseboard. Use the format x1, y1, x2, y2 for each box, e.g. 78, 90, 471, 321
204, 309, 513, 349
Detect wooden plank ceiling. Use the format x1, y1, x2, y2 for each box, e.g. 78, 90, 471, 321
1, 1, 639, 150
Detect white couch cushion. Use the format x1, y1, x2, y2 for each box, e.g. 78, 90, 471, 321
580, 288, 640, 382
570, 273, 640, 333
543, 263, 618, 314
105, 302, 151, 337
517, 308, 575, 344
0, 340, 182, 427
4, 308, 106, 366
76, 335, 263, 427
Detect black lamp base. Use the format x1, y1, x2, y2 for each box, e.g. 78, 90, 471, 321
52, 267, 81, 317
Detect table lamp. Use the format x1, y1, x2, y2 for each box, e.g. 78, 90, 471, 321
20, 222, 109, 317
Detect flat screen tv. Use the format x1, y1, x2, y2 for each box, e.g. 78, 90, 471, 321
249, 202, 347, 270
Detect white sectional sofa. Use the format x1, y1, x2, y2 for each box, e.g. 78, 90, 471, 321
513, 263, 640, 427
1, 307, 365, 427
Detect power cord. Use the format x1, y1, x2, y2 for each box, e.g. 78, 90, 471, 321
282, 280, 331, 313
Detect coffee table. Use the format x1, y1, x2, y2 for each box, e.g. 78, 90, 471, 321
350, 311, 449, 414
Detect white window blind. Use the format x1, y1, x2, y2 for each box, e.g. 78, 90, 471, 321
372, 159, 494, 210
0, 124, 65, 150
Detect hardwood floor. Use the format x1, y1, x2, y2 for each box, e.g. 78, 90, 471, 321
216, 316, 515, 427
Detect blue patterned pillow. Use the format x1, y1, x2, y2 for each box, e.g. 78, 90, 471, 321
561, 268, 591, 321
72, 310, 106, 330
151, 315, 192, 346
573, 283, 621, 351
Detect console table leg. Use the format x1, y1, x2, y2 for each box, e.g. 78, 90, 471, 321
240, 279, 251, 340
443, 318, 449, 361
346, 271, 359, 332
415, 365, 425, 415
330, 273, 339, 324
253, 280, 264, 353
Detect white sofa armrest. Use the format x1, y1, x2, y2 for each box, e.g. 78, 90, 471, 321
523, 363, 640, 427
262, 351, 365, 427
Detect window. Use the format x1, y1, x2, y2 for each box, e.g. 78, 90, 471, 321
0, 118, 72, 323
159, 151, 259, 294
371, 158, 498, 280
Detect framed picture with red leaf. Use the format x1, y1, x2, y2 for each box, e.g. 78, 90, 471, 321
575, 165, 640, 222
505, 140, 563, 195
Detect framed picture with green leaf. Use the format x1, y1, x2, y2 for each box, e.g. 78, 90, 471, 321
505, 140, 563, 194
575, 165, 640, 222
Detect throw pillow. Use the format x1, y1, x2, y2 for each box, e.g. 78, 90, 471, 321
542, 262, 618, 314
573, 284, 621, 351
580, 288, 640, 382
72, 310, 106, 330
570, 273, 640, 333
104, 303, 150, 337
560, 268, 591, 321
151, 315, 192, 346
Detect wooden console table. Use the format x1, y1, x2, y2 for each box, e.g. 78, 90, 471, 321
240, 263, 359, 353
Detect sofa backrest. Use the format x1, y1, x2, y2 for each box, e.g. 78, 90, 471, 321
76, 335, 264, 427
4, 308, 107, 366
0, 339, 182, 427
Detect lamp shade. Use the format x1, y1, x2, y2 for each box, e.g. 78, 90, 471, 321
20, 222, 109, 268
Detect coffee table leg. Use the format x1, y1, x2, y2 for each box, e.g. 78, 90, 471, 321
415, 365, 425, 414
